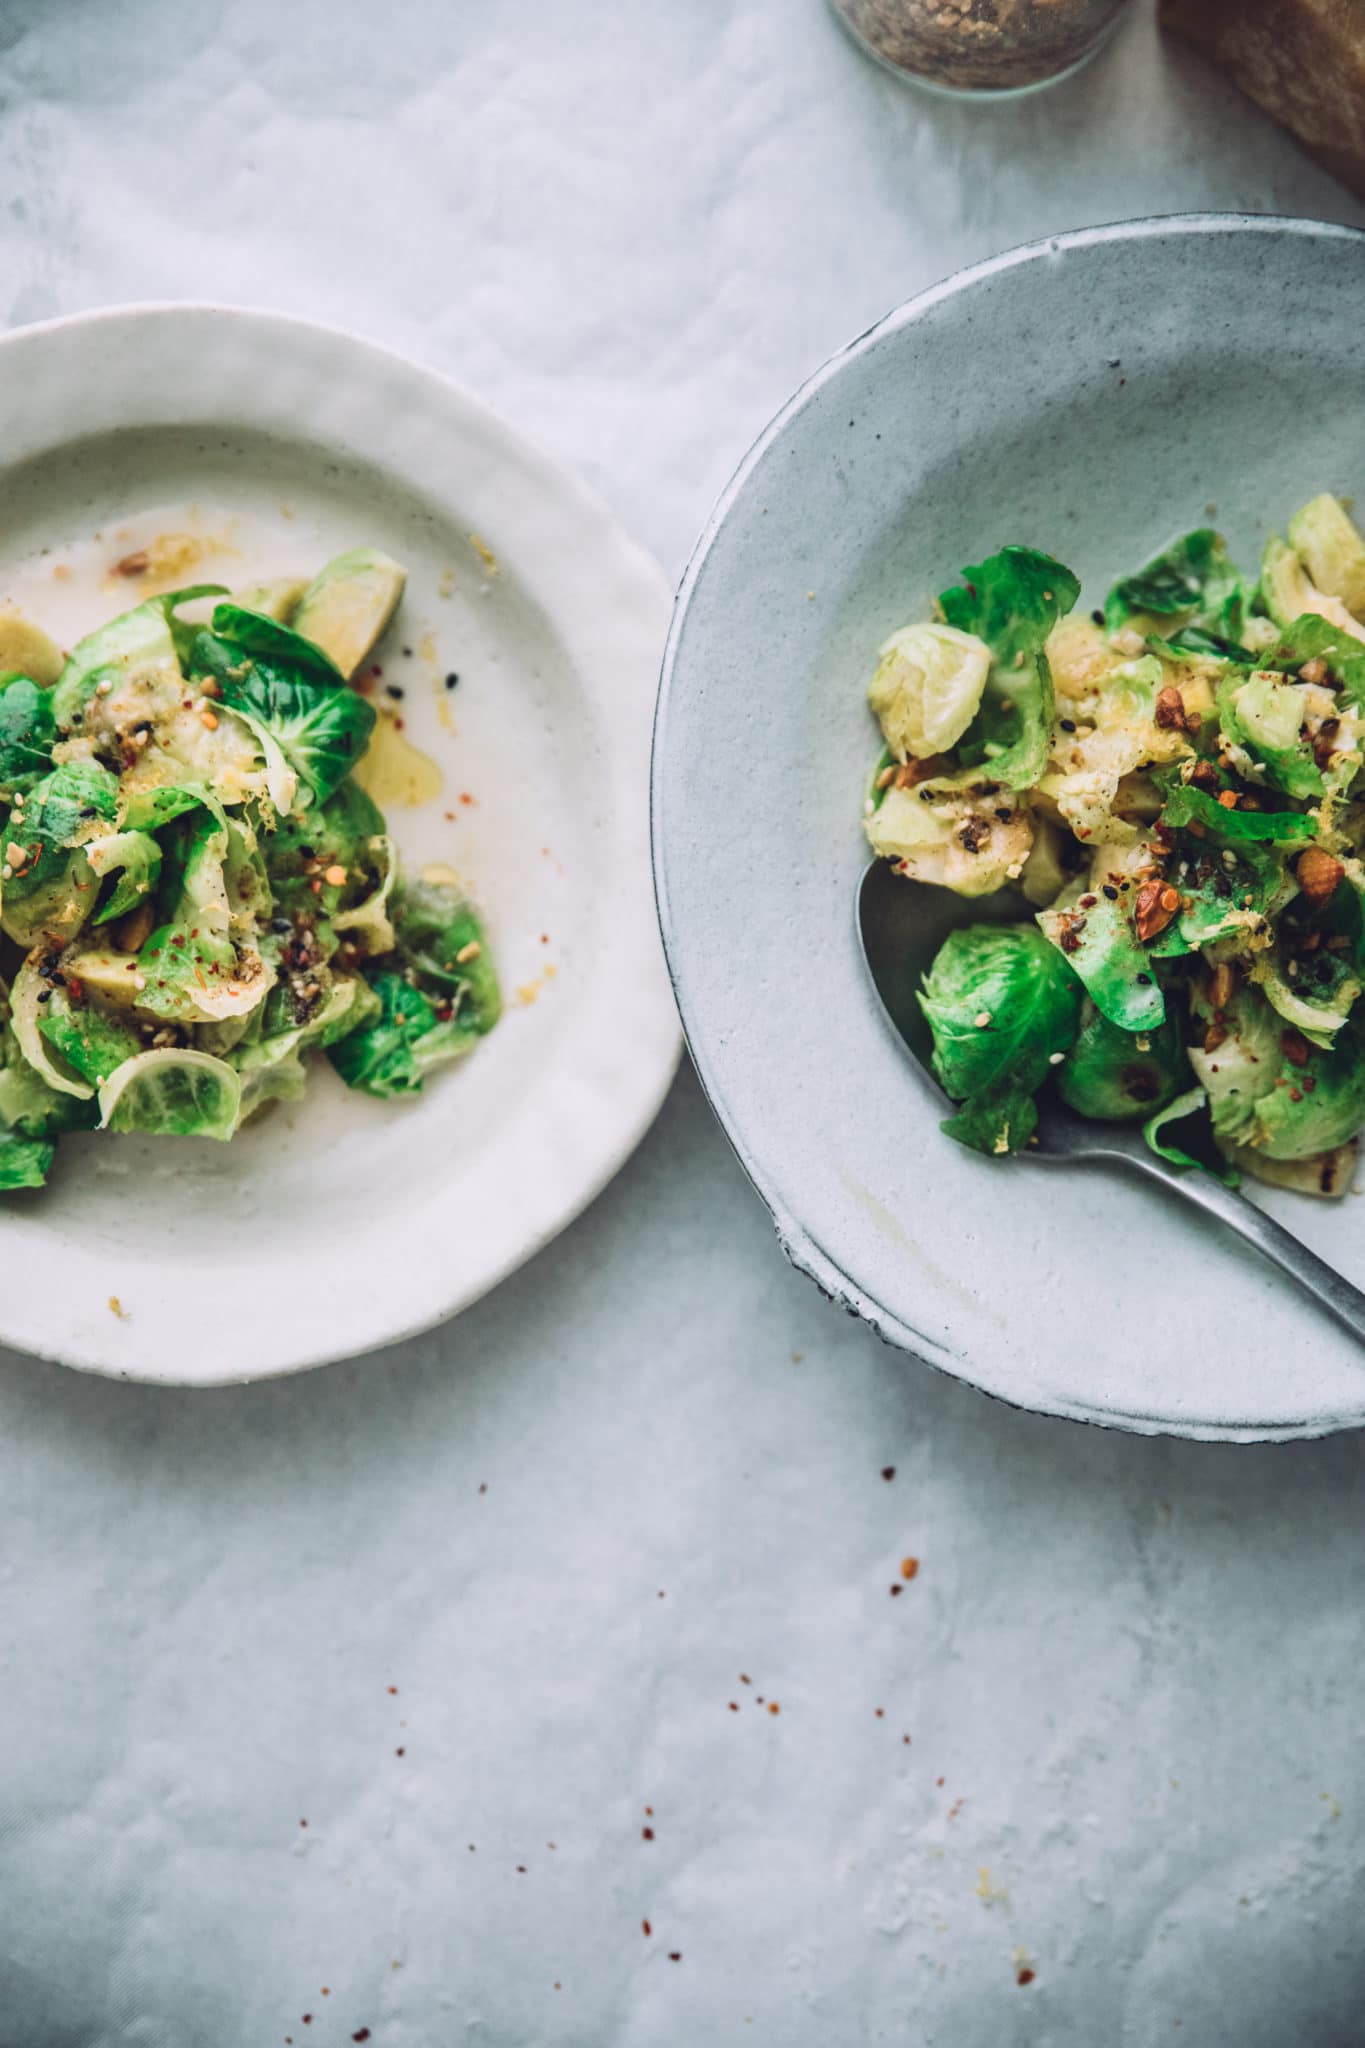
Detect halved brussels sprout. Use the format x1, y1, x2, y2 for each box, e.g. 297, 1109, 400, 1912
1054, 998, 1187, 1121
291, 549, 406, 680
867, 623, 991, 762
1287, 494, 1365, 617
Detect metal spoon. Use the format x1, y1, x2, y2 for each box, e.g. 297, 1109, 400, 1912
857, 858, 1365, 1342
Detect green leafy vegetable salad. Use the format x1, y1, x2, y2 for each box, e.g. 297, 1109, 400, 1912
0, 548, 499, 1189
863, 493, 1365, 1199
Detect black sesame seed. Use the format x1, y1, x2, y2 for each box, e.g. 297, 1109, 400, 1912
386, 685, 404, 700
270, 916, 292, 934
1090, 609, 1104, 626
1136, 972, 1152, 985
445, 672, 460, 691
1102, 884, 1118, 900
1059, 718, 1076, 733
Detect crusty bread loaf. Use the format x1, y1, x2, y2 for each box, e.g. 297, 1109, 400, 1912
1161, 0, 1365, 198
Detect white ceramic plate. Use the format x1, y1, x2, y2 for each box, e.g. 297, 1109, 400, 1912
0, 305, 679, 1383
654, 215, 1365, 1443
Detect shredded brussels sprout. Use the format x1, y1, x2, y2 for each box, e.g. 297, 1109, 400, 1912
0, 552, 499, 1188
865, 502, 1365, 1195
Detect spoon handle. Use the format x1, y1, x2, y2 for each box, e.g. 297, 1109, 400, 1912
1128, 1154, 1365, 1345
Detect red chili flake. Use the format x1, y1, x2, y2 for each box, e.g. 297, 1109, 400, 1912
768, 1702, 781, 1716
642, 1920, 652, 1938
889, 1585, 903, 1597
902, 1735, 911, 1745
540, 933, 549, 944
756, 1696, 764, 1704
656, 1589, 665, 1598
1017, 1969, 1036, 1987
393, 717, 405, 731
644, 1806, 653, 1816
478, 1483, 487, 1494
668, 1952, 682, 1963
395, 1747, 405, 1757
881, 1467, 896, 1481
875, 1708, 884, 1718
728, 1702, 739, 1711
299, 1819, 308, 1828
459, 791, 476, 806
517, 1865, 527, 1873
321, 1988, 329, 1997
740, 1675, 751, 1685
935, 1777, 945, 1787
900, 1557, 920, 1581
642, 1827, 654, 1840
353, 2032, 372, 2043
387, 1686, 398, 1696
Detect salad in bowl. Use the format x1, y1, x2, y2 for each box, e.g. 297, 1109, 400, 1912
863, 493, 1365, 1199
0, 550, 498, 1190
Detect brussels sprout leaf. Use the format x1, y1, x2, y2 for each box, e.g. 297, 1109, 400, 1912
1159, 783, 1315, 845
0, 1128, 55, 1188
0, 674, 56, 796
191, 632, 375, 806
1036, 891, 1166, 1031
209, 602, 343, 680
941, 547, 1080, 790
1105, 529, 1247, 639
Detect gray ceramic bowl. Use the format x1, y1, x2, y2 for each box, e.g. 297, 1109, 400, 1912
653, 215, 1365, 1443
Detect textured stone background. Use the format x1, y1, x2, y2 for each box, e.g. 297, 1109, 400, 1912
1, 3, 1364, 2043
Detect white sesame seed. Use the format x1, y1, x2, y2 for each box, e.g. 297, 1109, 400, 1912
974, 1010, 992, 1029
1048, 1051, 1065, 1066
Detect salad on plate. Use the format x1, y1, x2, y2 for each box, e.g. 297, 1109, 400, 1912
862, 493, 1365, 1198
0, 549, 498, 1190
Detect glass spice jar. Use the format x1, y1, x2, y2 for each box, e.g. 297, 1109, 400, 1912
830, 0, 1133, 97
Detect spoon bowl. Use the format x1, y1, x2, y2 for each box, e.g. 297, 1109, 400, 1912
856, 858, 1365, 1340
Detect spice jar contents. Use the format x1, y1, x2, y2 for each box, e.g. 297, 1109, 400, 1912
831, 0, 1131, 93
